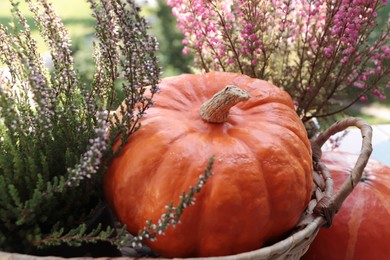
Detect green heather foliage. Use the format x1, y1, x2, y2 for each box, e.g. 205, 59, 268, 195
0, 0, 160, 253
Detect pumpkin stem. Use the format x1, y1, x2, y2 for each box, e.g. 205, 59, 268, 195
200, 85, 250, 123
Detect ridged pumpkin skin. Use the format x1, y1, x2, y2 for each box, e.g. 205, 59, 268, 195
105, 72, 313, 257
303, 151, 390, 260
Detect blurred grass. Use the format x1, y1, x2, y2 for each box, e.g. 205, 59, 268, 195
0, 0, 95, 53
344, 109, 390, 125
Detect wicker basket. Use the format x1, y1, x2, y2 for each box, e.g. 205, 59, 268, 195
148, 117, 372, 260
0, 117, 373, 260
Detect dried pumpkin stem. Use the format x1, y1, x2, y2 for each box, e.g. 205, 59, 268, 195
200, 85, 250, 123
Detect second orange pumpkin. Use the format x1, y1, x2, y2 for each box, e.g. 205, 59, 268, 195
303, 151, 390, 260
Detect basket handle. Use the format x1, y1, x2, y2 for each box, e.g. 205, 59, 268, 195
310, 117, 373, 227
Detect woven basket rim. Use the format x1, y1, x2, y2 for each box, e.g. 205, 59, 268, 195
173, 218, 326, 260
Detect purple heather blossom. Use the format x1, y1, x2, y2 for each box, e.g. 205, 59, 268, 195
167, 0, 389, 121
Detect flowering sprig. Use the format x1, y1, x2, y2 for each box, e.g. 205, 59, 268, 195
66, 110, 108, 187
27, 0, 78, 96
89, 0, 161, 146
114, 157, 214, 250
167, 0, 389, 122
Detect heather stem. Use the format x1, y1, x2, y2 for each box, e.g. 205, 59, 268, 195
200, 85, 250, 123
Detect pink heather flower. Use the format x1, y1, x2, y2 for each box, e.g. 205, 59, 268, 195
249, 34, 257, 41
167, 0, 389, 117
324, 0, 382, 64
245, 24, 253, 31
353, 81, 366, 89
195, 41, 203, 48
374, 89, 387, 100
182, 47, 190, 55
344, 47, 355, 55
227, 57, 235, 65
355, 55, 361, 64
341, 56, 349, 64
380, 45, 390, 59
324, 47, 333, 58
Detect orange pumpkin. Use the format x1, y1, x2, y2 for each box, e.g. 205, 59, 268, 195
104, 72, 313, 257
303, 151, 390, 260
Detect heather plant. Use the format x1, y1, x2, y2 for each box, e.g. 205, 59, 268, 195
0, 0, 161, 254
167, 0, 390, 122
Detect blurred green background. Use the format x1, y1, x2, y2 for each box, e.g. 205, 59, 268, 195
0, 0, 389, 124
0, 0, 193, 76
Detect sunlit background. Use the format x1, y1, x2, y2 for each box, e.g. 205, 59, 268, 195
0, 0, 389, 125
